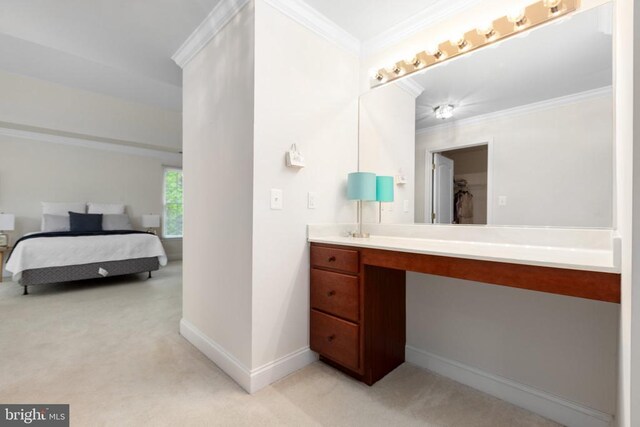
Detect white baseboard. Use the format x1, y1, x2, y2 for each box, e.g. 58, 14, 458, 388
179, 318, 316, 394
180, 318, 252, 391
250, 346, 318, 393
179, 320, 606, 423
405, 345, 613, 427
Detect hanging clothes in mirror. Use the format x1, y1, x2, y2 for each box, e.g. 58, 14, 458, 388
454, 179, 474, 224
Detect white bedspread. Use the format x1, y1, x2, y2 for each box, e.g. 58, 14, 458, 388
6, 234, 168, 281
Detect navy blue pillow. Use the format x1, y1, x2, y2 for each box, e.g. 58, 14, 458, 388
69, 212, 103, 232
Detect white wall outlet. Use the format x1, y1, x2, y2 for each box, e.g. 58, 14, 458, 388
403, 200, 409, 213
308, 192, 317, 209
270, 189, 283, 210
498, 196, 508, 206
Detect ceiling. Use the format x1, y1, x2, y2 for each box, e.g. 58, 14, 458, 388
302, 0, 453, 41
0, 0, 479, 111
0, 1, 614, 116
0, 0, 223, 110
410, 3, 613, 130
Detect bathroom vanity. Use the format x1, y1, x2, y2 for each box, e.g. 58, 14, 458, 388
308, 225, 621, 385
308, 0, 621, 407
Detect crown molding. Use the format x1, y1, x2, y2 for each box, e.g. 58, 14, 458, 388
263, 0, 361, 56
396, 77, 425, 98
362, 0, 483, 57
0, 121, 182, 165
172, 0, 251, 68
417, 86, 613, 135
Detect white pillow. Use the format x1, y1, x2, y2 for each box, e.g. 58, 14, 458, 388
42, 214, 71, 232
87, 203, 126, 214
41, 202, 86, 230
102, 214, 133, 231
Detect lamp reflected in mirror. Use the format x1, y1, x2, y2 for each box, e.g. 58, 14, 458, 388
376, 176, 394, 223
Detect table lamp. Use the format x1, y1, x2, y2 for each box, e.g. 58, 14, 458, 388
142, 214, 160, 235
376, 176, 394, 223
0, 213, 15, 247
347, 172, 376, 238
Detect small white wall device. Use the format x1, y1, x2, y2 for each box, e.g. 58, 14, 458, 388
285, 144, 305, 169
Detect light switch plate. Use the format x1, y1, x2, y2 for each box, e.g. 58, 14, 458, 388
403, 200, 409, 212
271, 189, 283, 210
308, 192, 317, 209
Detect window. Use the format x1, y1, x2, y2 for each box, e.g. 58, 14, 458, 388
163, 167, 183, 238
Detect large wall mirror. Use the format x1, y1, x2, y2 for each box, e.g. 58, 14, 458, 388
359, 3, 613, 229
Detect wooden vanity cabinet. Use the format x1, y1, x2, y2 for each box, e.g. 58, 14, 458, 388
310, 240, 621, 386
310, 243, 406, 385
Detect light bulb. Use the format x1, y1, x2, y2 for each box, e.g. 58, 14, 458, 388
434, 104, 454, 120
427, 45, 444, 60
507, 8, 527, 27
476, 22, 496, 39
391, 64, 402, 75
370, 67, 385, 82
543, 0, 562, 14
450, 34, 469, 51
406, 56, 422, 68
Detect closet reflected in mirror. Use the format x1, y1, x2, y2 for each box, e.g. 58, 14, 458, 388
358, 2, 614, 228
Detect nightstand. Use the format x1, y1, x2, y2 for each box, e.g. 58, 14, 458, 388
0, 246, 11, 283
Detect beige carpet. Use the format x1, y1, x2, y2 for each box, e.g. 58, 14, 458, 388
0, 262, 559, 426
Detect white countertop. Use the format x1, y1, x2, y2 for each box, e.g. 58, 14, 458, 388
307, 225, 620, 274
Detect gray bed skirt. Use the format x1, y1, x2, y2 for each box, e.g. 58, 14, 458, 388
19, 257, 160, 287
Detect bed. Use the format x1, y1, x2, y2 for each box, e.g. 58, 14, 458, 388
5, 202, 168, 294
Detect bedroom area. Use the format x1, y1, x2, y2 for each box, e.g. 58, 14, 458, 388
0, 1, 188, 422
0, 23, 185, 289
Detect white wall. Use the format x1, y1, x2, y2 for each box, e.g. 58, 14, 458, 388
406, 274, 619, 415
632, 4, 640, 424
182, 2, 255, 369
359, 84, 416, 224
415, 95, 613, 227
617, 0, 638, 424
0, 70, 181, 151
251, 0, 359, 369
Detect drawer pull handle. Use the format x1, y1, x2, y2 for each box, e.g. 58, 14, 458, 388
327, 334, 336, 342
327, 290, 336, 297
328, 256, 336, 262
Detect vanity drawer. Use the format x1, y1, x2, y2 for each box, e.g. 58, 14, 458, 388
310, 310, 359, 371
311, 269, 359, 322
311, 245, 359, 274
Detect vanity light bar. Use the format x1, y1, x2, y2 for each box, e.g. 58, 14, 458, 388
371, 0, 578, 87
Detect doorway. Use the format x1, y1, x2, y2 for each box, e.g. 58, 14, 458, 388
430, 144, 489, 225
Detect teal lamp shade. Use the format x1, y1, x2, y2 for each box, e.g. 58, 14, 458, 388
347, 172, 376, 201
376, 176, 394, 202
